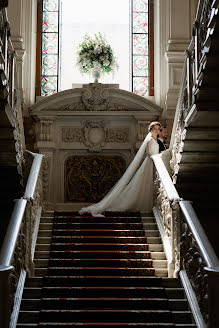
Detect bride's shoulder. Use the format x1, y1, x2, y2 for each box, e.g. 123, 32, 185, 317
147, 136, 156, 143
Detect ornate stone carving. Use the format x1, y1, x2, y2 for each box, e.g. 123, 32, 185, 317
65, 155, 126, 202
82, 121, 106, 152
58, 84, 131, 111
42, 157, 50, 201
137, 121, 150, 142
62, 128, 83, 143
180, 219, 208, 322
106, 128, 129, 143
62, 124, 129, 152
59, 102, 86, 111
170, 109, 186, 184
154, 173, 180, 277
38, 120, 53, 141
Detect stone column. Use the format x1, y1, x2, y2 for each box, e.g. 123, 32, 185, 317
7, 0, 25, 107
7, 0, 37, 114
165, 0, 197, 119
154, 0, 197, 128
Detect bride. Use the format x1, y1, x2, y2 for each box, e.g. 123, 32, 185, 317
79, 121, 161, 216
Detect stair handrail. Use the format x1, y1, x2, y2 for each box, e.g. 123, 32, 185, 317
152, 152, 219, 327
152, 153, 219, 269
0, 152, 43, 267
179, 200, 219, 268
0, 151, 43, 328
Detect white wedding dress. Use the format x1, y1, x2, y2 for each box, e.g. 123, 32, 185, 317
79, 132, 159, 215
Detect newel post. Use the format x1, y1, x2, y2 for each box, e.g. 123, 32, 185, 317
0, 265, 13, 328
205, 267, 219, 328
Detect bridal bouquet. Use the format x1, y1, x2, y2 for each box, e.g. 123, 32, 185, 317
76, 33, 118, 75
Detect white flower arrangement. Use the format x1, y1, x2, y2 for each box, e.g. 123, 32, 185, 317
76, 33, 118, 75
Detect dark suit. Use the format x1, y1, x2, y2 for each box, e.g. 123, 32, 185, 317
157, 138, 166, 153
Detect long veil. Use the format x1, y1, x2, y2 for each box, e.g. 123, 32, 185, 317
79, 132, 152, 215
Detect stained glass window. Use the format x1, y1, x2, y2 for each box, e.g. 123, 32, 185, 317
40, 0, 152, 97
132, 0, 149, 96
41, 0, 59, 96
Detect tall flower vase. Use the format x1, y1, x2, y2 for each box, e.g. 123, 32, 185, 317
91, 62, 101, 83
92, 68, 101, 83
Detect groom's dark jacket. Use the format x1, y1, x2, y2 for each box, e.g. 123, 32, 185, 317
157, 138, 167, 153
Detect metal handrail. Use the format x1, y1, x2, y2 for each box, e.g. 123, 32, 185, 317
151, 154, 219, 270
0, 152, 43, 267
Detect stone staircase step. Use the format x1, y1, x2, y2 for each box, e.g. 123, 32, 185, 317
181, 151, 219, 163
178, 162, 219, 175
36, 241, 163, 252
18, 309, 192, 323
25, 276, 181, 288
38, 230, 147, 237
35, 250, 166, 260
17, 212, 193, 326
51, 222, 145, 229
17, 322, 197, 328
186, 110, 219, 127
22, 286, 184, 299
34, 267, 168, 277
35, 241, 164, 252
185, 127, 219, 140
183, 139, 219, 151
37, 235, 148, 244
50, 243, 151, 251
52, 216, 144, 223
34, 258, 167, 268
20, 297, 187, 311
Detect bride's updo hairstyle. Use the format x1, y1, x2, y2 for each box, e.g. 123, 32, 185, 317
148, 121, 161, 132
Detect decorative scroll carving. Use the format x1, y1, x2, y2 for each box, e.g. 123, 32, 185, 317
154, 173, 180, 277
106, 128, 129, 143
65, 155, 126, 202
59, 102, 86, 111
83, 121, 106, 152
62, 128, 83, 143
62, 124, 129, 152
170, 110, 186, 184
180, 219, 208, 322
58, 84, 131, 111
42, 157, 50, 201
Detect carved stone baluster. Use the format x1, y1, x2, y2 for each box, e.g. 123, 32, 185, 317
172, 201, 180, 277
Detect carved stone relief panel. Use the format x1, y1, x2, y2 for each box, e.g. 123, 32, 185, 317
42, 157, 51, 201
65, 155, 126, 202
137, 121, 150, 142
58, 84, 131, 111
36, 120, 54, 141
62, 128, 83, 143
62, 122, 129, 152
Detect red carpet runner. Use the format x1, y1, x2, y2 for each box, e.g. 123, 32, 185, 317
37, 211, 174, 327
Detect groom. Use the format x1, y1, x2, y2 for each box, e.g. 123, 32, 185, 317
157, 126, 168, 153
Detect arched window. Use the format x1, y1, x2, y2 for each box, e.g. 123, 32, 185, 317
36, 0, 154, 97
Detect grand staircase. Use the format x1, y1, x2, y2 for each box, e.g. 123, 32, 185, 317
175, 0, 219, 257
17, 211, 195, 327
